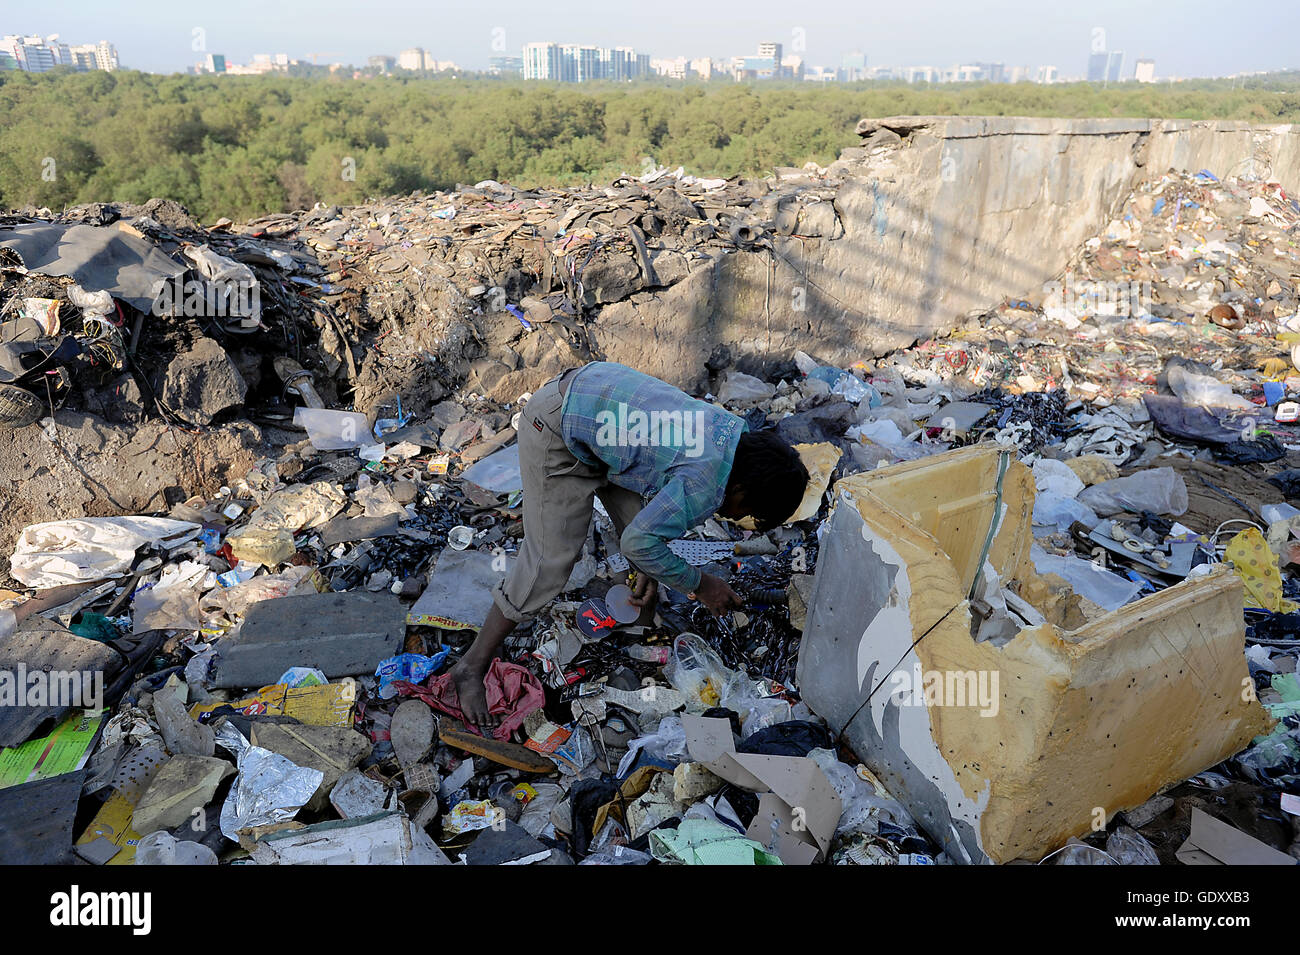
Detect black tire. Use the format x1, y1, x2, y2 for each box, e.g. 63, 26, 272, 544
0, 383, 44, 429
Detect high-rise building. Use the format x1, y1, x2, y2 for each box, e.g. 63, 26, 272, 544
1036, 64, 1059, 84
1106, 51, 1124, 83
368, 55, 396, 72
689, 57, 714, 79
559, 44, 599, 82
488, 55, 522, 76
397, 47, 426, 71
522, 42, 561, 80
1134, 58, 1155, 83
757, 41, 783, 63
8, 35, 55, 72
46, 37, 73, 67
841, 51, 867, 82
1086, 50, 1108, 82
91, 41, 118, 71
204, 53, 226, 73
1, 34, 115, 72
522, 42, 647, 82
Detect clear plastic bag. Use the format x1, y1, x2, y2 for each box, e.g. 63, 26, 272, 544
664, 633, 745, 709
809, 748, 911, 836
579, 845, 653, 865
615, 716, 689, 778
1077, 467, 1188, 517
1167, 363, 1255, 412
135, 831, 217, 865
1105, 825, 1160, 865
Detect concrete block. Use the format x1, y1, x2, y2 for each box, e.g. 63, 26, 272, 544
797, 445, 1272, 864
211, 591, 405, 688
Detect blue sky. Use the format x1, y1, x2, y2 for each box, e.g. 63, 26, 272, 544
12, 0, 1299, 77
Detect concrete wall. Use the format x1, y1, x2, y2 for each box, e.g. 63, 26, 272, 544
596, 118, 1300, 392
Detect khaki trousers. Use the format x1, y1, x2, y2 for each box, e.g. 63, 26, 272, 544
491, 374, 643, 623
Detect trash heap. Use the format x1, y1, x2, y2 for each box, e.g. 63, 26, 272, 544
1, 165, 1299, 866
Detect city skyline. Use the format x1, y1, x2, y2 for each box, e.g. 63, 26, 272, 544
5, 0, 1297, 79
4, 29, 1279, 87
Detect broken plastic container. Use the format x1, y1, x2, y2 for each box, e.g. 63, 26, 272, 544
604, 584, 640, 624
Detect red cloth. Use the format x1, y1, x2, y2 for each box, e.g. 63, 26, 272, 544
393, 660, 545, 741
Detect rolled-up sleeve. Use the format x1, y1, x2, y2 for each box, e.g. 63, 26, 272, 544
619, 476, 704, 595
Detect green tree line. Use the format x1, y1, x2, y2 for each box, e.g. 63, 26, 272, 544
2, 70, 1299, 222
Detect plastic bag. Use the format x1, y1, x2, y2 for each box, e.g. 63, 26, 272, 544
1077, 467, 1188, 517
615, 715, 689, 777
135, 831, 217, 865
1033, 458, 1085, 498
579, 845, 653, 865
1053, 837, 1117, 864
1105, 825, 1160, 865
716, 370, 775, 406
809, 748, 910, 836
1030, 545, 1141, 611
1167, 363, 1255, 412
1033, 491, 1098, 531
664, 633, 745, 709
10, 517, 200, 589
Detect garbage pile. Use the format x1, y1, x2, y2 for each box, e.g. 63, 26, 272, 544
1, 164, 1298, 866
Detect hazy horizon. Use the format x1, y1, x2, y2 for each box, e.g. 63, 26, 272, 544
9, 0, 1299, 79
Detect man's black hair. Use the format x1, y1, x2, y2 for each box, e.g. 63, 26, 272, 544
728, 430, 809, 531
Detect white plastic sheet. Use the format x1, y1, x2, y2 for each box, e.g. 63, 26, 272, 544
10, 517, 200, 589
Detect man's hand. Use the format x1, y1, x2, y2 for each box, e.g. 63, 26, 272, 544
690, 572, 743, 616
629, 574, 658, 608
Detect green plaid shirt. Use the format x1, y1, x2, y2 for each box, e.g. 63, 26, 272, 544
560, 362, 745, 594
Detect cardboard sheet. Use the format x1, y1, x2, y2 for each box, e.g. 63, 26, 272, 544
1174, 808, 1295, 865
683, 715, 840, 863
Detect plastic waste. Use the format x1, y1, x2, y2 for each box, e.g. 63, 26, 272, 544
1030, 545, 1142, 611
616, 716, 689, 777
216, 723, 324, 840
1261, 502, 1300, 524
715, 370, 776, 406
1105, 825, 1160, 865
663, 633, 746, 709
134, 831, 218, 865
808, 748, 910, 836
1033, 491, 1098, 532
9, 516, 200, 589
1077, 467, 1188, 517
292, 407, 370, 450
375, 650, 450, 700
153, 687, 216, 757
579, 845, 654, 865
1167, 363, 1254, 412
1033, 458, 1085, 498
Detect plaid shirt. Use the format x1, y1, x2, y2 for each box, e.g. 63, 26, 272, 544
560, 362, 745, 594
